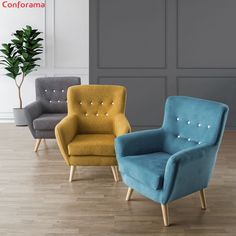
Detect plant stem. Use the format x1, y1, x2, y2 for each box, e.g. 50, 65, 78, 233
17, 86, 22, 109
14, 74, 25, 109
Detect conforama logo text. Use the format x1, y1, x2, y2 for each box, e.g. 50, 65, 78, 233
2, 1, 46, 8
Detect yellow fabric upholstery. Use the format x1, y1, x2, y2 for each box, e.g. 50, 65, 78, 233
55, 85, 131, 166
68, 134, 115, 156
113, 114, 131, 137
69, 155, 117, 166
55, 114, 78, 165
68, 85, 127, 134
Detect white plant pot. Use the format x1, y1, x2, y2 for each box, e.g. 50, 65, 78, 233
13, 108, 27, 126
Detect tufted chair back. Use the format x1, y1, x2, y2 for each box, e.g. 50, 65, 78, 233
36, 77, 81, 113
162, 96, 228, 154
68, 85, 127, 134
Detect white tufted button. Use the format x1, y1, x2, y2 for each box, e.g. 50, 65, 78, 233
177, 135, 181, 138
45, 89, 47, 92
188, 138, 191, 142
198, 141, 202, 144
62, 89, 65, 93
207, 125, 211, 129
53, 90, 56, 93
58, 100, 60, 103
187, 121, 191, 125
79, 101, 82, 105
101, 102, 104, 105
90, 101, 93, 105
111, 102, 114, 105
49, 100, 52, 103
176, 117, 180, 121
105, 113, 108, 116
198, 123, 202, 127
96, 113, 99, 116
85, 113, 88, 116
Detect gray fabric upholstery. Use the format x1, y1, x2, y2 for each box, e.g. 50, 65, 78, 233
36, 77, 81, 113
24, 101, 43, 138
35, 130, 57, 139
33, 113, 66, 130
24, 77, 81, 139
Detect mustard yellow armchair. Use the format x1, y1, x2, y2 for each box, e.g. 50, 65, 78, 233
55, 85, 131, 182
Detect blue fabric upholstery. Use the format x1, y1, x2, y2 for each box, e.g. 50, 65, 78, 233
115, 96, 228, 204
119, 152, 170, 190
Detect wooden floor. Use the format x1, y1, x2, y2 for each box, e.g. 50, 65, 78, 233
0, 124, 236, 236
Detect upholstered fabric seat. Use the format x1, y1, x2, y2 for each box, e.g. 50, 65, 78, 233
119, 152, 170, 190
55, 85, 131, 182
115, 96, 229, 226
33, 113, 66, 130
68, 134, 115, 156
24, 77, 80, 151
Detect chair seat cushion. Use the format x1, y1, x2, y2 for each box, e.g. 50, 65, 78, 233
68, 134, 115, 156
33, 113, 66, 130
119, 152, 171, 190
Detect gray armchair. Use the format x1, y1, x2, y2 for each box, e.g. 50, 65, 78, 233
24, 77, 81, 152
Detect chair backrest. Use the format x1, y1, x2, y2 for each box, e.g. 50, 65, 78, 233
162, 96, 229, 154
36, 77, 81, 113
68, 85, 127, 134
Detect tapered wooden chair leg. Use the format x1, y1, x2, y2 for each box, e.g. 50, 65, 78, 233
114, 166, 120, 182
34, 139, 42, 152
69, 166, 76, 182
161, 204, 170, 226
126, 187, 133, 201
111, 166, 118, 182
199, 189, 207, 210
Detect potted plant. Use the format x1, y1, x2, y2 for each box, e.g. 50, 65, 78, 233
0, 25, 43, 126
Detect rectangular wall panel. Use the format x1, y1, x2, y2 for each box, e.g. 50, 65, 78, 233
177, 77, 236, 128
55, 0, 89, 68
177, 0, 236, 68
99, 77, 167, 127
98, 0, 166, 69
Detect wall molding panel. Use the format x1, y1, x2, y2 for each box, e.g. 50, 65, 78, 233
177, 0, 236, 69
97, 0, 167, 70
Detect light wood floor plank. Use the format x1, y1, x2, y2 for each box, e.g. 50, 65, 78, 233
0, 124, 235, 235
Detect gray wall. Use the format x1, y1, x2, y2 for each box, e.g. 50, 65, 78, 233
90, 0, 236, 129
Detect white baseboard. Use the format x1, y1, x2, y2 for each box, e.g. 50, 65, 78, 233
0, 112, 14, 123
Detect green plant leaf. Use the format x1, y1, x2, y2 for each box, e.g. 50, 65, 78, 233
0, 49, 9, 56
22, 53, 28, 59
6, 73, 16, 79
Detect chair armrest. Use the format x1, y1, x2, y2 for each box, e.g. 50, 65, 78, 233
113, 113, 131, 137
55, 115, 78, 165
161, 144, 217, 204
115, 128, 165, 157
24, 101, 43, 138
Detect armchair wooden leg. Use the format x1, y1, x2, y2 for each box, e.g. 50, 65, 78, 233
69, 166, 76, 182
126, 187, 133, 201
111, 166, 119, 182
34, 139, 42, 152
199, 189, 207, 210
161, 204, 169, 227
114, 166, 120, 182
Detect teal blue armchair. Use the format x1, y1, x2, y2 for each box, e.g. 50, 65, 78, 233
115, 96, 228, 226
